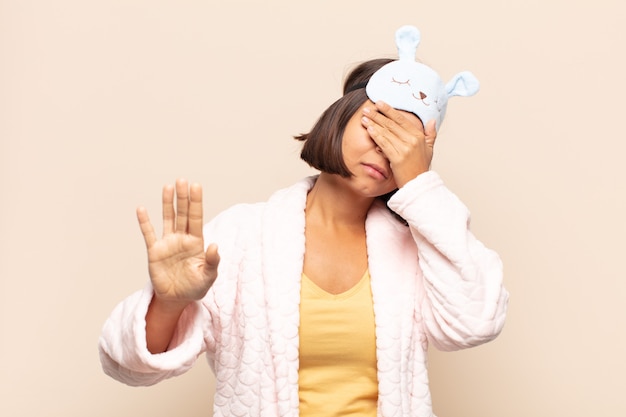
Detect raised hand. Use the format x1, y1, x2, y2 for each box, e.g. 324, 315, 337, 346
137, 179, 219, 307
361, 100, 437, 188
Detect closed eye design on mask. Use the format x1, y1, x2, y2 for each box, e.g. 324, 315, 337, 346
365, 25, 480, 130
391, 77, 411, 86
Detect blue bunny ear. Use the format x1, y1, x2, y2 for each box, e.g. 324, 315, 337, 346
446, 71, 480, 97
395, 25, 421, 62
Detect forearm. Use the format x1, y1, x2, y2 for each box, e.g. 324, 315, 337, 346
145, 296, 191, 354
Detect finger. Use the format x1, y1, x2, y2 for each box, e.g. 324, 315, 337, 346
204, 243, 220, 283
363, 103, 395, 132
162, 184, 175, 236
137, 206, 157, 249
361, 119, 395, 160
175, 178, 189, 233
361, 111, 402, 158
424, 119, 438, 147
362, 107, 422, 159
205, 243, 220, 271
188, 183, 203, 238
373, 101, 425, 135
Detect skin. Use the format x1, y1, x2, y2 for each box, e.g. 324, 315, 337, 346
302, 100, 436, 294
141, 100, 437, 353
361, 100, 436, 189
140, 181, 220, 353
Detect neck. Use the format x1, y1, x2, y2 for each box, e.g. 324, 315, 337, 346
306, 173, 375, 228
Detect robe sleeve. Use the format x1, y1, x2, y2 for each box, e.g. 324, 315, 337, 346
387, 171, 509, 351
98, 284, 210, 386
97, 204, 254, 386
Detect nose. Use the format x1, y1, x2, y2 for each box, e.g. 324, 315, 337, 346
375, 145, 389, 161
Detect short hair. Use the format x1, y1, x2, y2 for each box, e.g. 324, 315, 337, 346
294, 58, 395, 177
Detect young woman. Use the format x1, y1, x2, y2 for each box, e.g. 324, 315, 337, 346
99, 29, 508, 417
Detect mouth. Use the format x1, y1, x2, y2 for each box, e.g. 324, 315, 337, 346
363, 163, 389, 180
412, 92, 430, 107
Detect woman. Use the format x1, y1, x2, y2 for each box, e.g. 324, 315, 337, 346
99, 26, 508, 417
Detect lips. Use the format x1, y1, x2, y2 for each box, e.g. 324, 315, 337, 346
363, 163, 389, 180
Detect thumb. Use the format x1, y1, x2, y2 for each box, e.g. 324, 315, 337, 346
425, 119, 437, 146
205, 243, 220, 272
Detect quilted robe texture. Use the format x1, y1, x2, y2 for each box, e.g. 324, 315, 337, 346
99, 172, 508, 417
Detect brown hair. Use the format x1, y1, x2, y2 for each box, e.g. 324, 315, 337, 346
294, 58, 395, 177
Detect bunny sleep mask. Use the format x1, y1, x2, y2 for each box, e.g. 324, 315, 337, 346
365, 25, 480, 130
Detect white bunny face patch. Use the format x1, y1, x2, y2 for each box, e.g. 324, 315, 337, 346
366, 25, 480, 130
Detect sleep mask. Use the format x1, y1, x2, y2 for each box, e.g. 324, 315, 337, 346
365, 25, 480, 129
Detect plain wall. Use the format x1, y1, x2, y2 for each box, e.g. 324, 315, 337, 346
1, 0, 624, 416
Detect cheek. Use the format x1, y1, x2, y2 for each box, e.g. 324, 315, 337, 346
342, 128, 372, 158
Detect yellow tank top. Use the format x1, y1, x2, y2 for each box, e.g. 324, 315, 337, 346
298, 270, 378, 417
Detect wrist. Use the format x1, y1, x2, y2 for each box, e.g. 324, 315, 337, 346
145, 296, 191, 354
395, 166, 429, 189
150, 294, 192, 316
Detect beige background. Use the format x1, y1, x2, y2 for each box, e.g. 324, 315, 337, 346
1, 0, 624, 416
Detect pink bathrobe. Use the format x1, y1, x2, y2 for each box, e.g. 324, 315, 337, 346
99, 172, 508, 417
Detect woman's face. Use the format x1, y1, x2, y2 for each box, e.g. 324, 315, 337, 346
338, 100, 399, 198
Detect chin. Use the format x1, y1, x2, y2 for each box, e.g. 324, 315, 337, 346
361, 184, 397, 199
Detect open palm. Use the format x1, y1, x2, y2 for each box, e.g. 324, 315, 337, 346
137, 179, 219, 305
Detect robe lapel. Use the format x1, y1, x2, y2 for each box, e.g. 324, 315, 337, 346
259, 180, 419, 417
260, 177, 314, 417
366, 201, 419, 417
